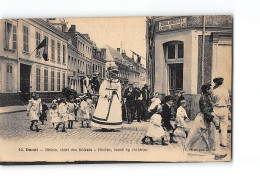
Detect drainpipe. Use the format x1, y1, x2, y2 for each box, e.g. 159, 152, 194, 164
201, 15, 206, 85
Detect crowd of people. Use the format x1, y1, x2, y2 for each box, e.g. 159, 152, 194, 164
26, 63, 231, 160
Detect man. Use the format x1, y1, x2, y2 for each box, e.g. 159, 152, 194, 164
161, 95, 178, 143
211, 77, 230, 148
185, 83, 226, 160
123, 82, 136, 124
90, 71, 100, 95
135, 87, 145, 122
141, 84, 150, 121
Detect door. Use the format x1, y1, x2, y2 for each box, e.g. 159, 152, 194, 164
168, 63, 183, 95
20, 64, 31, 102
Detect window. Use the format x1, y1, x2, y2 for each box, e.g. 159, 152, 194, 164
62, 72, 65, 89
178, 43, 184, 58
6, 64, 13, 90
168, 44, 175, 59
51, 39, 55, 61
51, 71, 55, 91
57, 42, 61, 63
169, 64, 183, 91
13, 26, 17, 50
165, 41, 184, 59
4, 22, 12, 50
57, 72, 60, 91
43, 36, 49, 60
68, 56, 70, 69
36, 32, 41, 56
36, 68, 40, 91
44, 69, 48, 91
23, 26, 29, 53
63, 45, 66, 64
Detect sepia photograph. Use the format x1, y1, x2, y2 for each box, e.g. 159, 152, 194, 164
0, 15, 232, 163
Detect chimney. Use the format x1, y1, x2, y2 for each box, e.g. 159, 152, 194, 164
69, 25, 76, 32
117, 48, 120, 53
121, 49, 126, 58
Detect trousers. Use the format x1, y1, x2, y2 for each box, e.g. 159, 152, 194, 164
213, 106, 229, 146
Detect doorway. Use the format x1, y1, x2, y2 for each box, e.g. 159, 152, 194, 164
168, 63, 183, 95
20, 63, 31, 102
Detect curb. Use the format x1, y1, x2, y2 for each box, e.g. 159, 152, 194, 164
0, 109, 27, 115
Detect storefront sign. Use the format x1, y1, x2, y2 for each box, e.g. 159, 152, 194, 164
159, 17, 187, 31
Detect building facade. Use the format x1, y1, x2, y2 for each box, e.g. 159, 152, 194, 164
65, 25, 94, 94
0, 18, 69, 106
146, 15, 232, 118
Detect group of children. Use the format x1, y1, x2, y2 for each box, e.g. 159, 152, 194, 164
27, 93, 94, 133
142, 93, 190, 146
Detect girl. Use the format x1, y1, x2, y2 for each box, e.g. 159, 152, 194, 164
49, 103, 60, 131
67, 98, 76, 129
141, 105, 168, 146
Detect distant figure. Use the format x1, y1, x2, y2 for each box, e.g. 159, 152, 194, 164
80, 94, 92, 128
40, 99, 48, 125
141, 84, 150, 121
90, 72, 100, 95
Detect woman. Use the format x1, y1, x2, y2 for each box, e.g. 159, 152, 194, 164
91, 64, 122, 130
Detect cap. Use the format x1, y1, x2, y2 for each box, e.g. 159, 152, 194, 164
213, 77, 224, 84
164, 95, 173, 102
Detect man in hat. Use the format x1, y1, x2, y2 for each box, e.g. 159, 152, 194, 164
91, 64, 122, 130
123, 82, 136, 124
161, 95, 178, 143
90, 71, 100, 95
211, 77, 230, 148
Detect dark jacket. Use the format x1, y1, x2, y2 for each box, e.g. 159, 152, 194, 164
161, 103, 174, 131
199, 94, 214, 122
141, 87, 150, 105
123, 88, 136, 106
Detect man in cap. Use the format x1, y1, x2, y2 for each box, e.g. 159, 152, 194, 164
211, 77, 230, 148
123, 82, 136, 124
161, 95, 178, 143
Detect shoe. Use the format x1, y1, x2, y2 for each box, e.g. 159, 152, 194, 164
220, 144, 227, 147
214, 154, 227, 160
141, 138, 147, 144
170, 138, 178, 144
30, 126, 33, 131
162, 141, 168, 146
185, 131, 189, 138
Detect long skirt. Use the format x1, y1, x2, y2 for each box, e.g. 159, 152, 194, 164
30, 111, 39, 121
146, 124, 165, 138
92, 94, 122, 129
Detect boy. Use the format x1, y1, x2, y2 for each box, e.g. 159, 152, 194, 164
176, 100, 190, 138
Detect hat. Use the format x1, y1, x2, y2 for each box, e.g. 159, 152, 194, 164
213, 77, 224, 84
180, 99, 187, 104
107, 63, 119, 73
164, 95, 173, 102
144, 84, 148, 87
201, 83, 212, 93
50, 103, 57, 109
128, 82, 133, 85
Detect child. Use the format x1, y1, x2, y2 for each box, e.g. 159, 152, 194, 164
27, 93, 41, 132
80, 95, 92, 128
40, 99, 48, 125
148, 92, 161, 117
141, 105, 168, 146
57, 98, 68, 132
49, 103, 60, 131
176, 99, 190, 138
67, 98, 76, 129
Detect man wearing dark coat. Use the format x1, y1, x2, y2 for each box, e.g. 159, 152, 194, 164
141, 84, 150, 121
161, 95, 178, 143
123, 82, 136, 124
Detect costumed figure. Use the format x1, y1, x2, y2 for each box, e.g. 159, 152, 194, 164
27, 93, 42, 132
91, 64, 122, 130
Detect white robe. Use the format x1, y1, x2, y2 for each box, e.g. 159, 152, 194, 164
27, 99, 41, 121
92, 79, 122, 129
146, 113, 165, 138
50, 108, 60, 123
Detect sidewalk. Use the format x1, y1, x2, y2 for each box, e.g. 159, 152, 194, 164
0, 105, 27, 115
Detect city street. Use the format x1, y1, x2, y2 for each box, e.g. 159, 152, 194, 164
0, 110, 231, 162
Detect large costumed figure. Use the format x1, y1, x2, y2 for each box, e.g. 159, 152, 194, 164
91, 64, 122, 130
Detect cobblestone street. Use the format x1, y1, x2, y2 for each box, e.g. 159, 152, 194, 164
0, 111, 231, 162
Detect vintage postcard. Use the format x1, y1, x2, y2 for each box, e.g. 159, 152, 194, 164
0, 15, 232, 164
